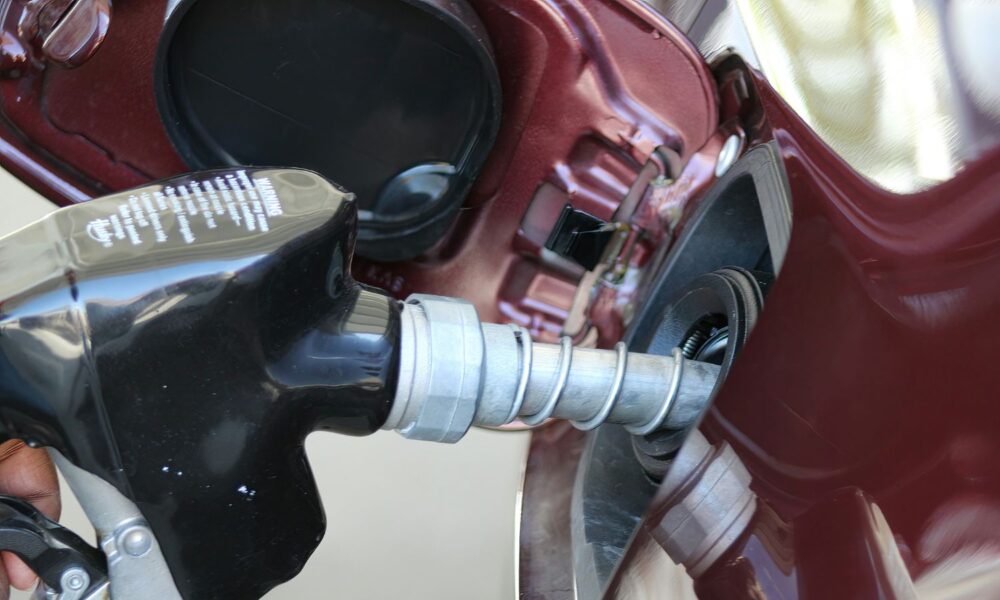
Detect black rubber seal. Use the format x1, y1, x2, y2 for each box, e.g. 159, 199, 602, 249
154, 0, 502, 261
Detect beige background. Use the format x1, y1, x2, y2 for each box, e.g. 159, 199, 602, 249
0, 167, 529, 599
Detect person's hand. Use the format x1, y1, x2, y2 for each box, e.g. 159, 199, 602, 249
0, 440, 60, 598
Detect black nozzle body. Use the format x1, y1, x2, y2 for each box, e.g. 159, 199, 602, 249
0, 168, 400, 599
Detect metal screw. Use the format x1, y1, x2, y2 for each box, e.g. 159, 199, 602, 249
40, 0, 112, 68
61, 567, 88, 591
6, 0, 111, 72
119, 526, 153, 557
715, 134, 742, 178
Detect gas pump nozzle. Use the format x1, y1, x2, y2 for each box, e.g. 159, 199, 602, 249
0, 169, 718, 599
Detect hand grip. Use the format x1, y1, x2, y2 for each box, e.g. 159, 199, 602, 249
0, 168, 401, 599
0, 496, 106, 598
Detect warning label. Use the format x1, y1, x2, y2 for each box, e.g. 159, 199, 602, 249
85, 170, 284, 249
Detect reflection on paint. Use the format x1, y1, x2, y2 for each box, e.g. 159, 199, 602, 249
736, 0, 1000, 193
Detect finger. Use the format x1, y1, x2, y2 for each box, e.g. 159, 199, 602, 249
0, 441, 60, 518
0, 441, 60, 591
1, 553, 34, 592
0, 557, 9, 600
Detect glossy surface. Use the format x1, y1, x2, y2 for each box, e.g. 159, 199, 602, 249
157, 0, 502, 261
736, 0, 1000, 193
0, 0, 718, 343
0, 0, 184, 196
0, 168, 401, 599
607, 57, 1000, 598
694, 488, 915, 600
0, 0, 36, 73
38, 0, 111, 67
7, 1, 1000, 597
0, 0, 111, 72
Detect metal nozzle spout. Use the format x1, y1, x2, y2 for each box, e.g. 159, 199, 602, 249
383, 295, 721, 443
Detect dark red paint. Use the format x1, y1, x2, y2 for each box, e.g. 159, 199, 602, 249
2, 0, 999, 597
355, 0, 717, 332
0, 0, 717, 343
0, 0, 185, 193
607, 59, 1000, 597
